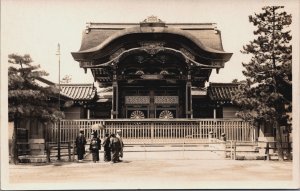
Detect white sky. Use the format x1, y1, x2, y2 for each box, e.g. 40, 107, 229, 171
1, 0, 298, 85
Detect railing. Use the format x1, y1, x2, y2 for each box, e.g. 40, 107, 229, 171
46, 141, 73, 162
45, 119, 256, 144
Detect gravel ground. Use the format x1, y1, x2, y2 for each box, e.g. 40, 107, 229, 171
5, 149, 295, 190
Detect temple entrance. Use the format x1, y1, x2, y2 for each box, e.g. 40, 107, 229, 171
71, 18, 233, 120
120, 86, 182, 118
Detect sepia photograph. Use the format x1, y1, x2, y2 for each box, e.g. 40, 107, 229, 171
1, 0, 299, 190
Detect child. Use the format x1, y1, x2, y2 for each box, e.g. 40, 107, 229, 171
89, 131, 101, 163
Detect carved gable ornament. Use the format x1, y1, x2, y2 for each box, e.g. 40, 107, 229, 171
139, 41, 165, 55
140, 16, 165, 27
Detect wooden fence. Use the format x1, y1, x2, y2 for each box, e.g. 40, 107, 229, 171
45, 119, 256, 144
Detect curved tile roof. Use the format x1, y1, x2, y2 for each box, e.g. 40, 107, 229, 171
207, 83, 239, 101
76, 27, 226, 54
71, 19, 232, 62
77, 22, 224, 52
60, 84, 96, 101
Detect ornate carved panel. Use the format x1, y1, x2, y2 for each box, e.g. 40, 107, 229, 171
140, 16, 165, 27
139, 41, 165, 55
159, 110, 174, 119
125, 96, 150, 104
141, 74, 163, 80
141, 16, 164, 23
130, 110, 145, 119
154, 96, 179, 104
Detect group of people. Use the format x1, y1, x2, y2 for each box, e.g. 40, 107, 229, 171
75, 129, 124, 163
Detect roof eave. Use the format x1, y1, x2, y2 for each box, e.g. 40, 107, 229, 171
71, 26, 232, 61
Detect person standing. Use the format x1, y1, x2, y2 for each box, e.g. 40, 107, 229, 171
75, 128, 87, 162
102, 133, 111, 162
89, 131, 101, 163
110, 133, 121, 163
116, 130, 124, 161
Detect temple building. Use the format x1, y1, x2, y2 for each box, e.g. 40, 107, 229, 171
71, 16, 234, 119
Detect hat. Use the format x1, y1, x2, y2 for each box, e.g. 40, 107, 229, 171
116, 129, 122, 133
221, 133, 226, 136
79, 128, 84, 132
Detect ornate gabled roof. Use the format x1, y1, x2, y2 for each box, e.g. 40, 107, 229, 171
60, 84, 96, 101
71, 17, 233, 88
207, 83, 239, 101
71, 16, 232, 61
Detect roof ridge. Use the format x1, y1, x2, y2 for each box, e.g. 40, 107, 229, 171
59, 83, 93, 86
209, 82, 239, 86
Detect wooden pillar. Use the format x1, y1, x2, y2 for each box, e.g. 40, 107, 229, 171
111, 70, 118, 119
185, 71, 192, 118
149, 90, 155, 118
213, 108, 217, 119
87, 109, 90, 119
111, 89, 114, 119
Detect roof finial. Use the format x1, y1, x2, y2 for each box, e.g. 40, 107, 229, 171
140, 16, 165, 27
145, 15, 162, 23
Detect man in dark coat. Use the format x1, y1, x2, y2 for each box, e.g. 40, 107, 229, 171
89, 131, 101, 163
75, 128, 87, 162
110, 133, 121, 163
102, 133, 111, 162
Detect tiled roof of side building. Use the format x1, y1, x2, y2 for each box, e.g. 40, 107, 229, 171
207, 83, 239, 101
60, 84, 97, 101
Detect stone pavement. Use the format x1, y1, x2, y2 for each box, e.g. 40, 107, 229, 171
5, 148, 295, 190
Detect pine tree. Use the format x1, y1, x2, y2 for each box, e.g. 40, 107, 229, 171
233, 6, 292, 160
8, 54, 64, 163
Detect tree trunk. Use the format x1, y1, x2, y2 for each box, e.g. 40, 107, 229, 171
12, 117, 19, 164
275, 121, 284, 161
285, 131, 292, 160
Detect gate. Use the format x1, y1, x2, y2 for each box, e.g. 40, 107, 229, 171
45, 119, 256, 144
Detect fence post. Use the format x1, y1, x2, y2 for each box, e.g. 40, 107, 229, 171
209, 131, 213, 143
73, 141, 75, 162
46, 142, 50, 163
68, 142, 71, 162
222, 141, 226, 158
150, 122, 154, 144
233, 141, 237, 160
57, 121, 61, 160
287, 141, 292, 160
230, 141, 233, 160
265, 142, 270, 161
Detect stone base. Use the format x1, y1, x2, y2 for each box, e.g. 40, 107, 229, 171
235, 155, 266, 160
17, 139, 47, 163
29, 139, 45, 155
19, 155, 48, 163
